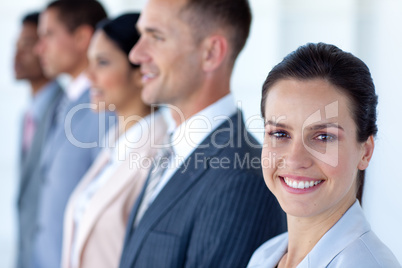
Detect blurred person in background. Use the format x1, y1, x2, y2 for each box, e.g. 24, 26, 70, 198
61, 13, 168, 268
14, 11, 64, 268
30, 1, 113, 268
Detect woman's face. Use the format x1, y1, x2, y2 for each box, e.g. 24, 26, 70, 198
262, 78, 373, 219
87, 30, 142, 112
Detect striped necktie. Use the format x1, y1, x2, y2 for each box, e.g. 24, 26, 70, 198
133, 134, 173, 227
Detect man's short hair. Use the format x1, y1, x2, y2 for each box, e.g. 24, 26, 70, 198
46, 0, 107, 33
180, 0, 252, 64
22, 12, 40, 25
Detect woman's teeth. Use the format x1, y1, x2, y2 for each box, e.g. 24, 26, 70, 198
283, 177, 322, 189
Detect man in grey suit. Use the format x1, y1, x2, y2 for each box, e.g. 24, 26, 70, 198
30, 1, 112, 268
119, 0, 286, 267
14, 11, 64, 268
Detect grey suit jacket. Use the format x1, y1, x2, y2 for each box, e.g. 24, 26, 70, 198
16, 81, 64, 268
31, 89, 115, 268
119, 111, 286, 268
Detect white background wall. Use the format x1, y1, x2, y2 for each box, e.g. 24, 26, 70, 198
1, 0, 401, 267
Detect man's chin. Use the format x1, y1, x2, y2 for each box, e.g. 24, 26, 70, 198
43, 68, 58, 79
141, 87, 160, 106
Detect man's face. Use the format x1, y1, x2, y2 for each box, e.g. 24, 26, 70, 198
14, 22, 44, 80
129, 0, 204, 108
35, 8, 81, 77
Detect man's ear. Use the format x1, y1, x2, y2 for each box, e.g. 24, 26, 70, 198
201, 35, 228, 72
73, 25, 94, 51
358, 135, 375, 170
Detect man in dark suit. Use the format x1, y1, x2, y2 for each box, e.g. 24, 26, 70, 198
14, 12, 64, 268
30, 1, 113, 268
119, 0, 286, 267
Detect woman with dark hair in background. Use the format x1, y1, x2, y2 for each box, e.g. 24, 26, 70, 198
248, 43, 400, 267
61, 13, 167, 268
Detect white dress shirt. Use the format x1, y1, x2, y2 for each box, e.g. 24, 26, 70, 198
65, 73, 91, 101
149, 93, 238, 203
247, 200, 401, 268
70, 113, 153, 267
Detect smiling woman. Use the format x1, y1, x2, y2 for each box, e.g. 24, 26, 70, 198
263, 78, 368, 218
247, 43, 400, 267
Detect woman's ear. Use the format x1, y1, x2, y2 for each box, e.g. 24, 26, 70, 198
358, 135, 375, 170
201, 35, 228, 72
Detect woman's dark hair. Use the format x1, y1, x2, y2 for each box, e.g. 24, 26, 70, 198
96, 13, 140, 68
261, 42, 378, 204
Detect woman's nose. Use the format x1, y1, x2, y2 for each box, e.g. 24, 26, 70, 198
285, 139, 314, 170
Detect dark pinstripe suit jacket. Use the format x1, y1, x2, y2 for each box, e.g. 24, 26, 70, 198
119, 111, 286, 268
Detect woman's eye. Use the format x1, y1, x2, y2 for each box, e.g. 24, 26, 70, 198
315, 133, 336, 142
97, 59, 109, 66
268, 131, 290, 139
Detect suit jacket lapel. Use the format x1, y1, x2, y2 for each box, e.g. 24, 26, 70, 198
42, 89, 92, 179
62, 147, 111, 267
63, 122, 117, 264
122, 111, 243, 266
51, 89, 91, 148
74, 146, 150, 260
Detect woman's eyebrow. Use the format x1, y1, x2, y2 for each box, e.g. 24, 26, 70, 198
308, 123, 344, 131
265, 120, 293, 130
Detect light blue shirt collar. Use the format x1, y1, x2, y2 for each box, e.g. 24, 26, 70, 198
301, 200, 370, 267
248, 200, 370, 267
